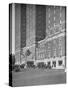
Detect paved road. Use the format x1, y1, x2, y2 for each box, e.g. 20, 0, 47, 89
12, 69, 66, 87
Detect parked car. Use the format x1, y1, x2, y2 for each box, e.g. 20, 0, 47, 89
14, 65, 21, 72
46, 62, 52, 69
27, 61, 35, 68
20, 64, 25, 69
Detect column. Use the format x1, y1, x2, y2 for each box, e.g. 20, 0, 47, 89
15, 4, 21, 65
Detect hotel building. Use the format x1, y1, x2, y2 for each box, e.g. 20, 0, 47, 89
11, 4, 66, 69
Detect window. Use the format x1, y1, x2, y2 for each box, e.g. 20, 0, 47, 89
47, 61, 51, 65
52, 61, 56, 67
58, 60, 62, 66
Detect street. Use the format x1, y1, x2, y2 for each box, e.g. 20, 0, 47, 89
12, 69, 66, 87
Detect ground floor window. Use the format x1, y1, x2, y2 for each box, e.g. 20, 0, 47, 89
47, 61, 51, 65
58, 60, 63, 66
52, 61, 56, 67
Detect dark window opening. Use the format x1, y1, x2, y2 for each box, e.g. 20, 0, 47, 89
47, 61, 51, 65
58, 60, 63, 66
52, 61, 56, 67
